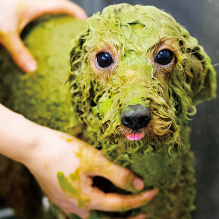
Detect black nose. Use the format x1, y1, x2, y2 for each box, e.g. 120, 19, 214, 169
121, 104, 151, 129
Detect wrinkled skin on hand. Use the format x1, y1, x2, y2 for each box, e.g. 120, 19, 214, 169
0, 0, 87, 72
26, 130, 157, 219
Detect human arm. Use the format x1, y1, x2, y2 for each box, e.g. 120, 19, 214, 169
0, 0, 87, 73
0, 104, 158, 219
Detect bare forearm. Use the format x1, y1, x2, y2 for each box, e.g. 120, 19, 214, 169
0, 104, 39, 163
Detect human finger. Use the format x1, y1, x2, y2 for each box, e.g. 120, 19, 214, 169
1, 32, 37, 73
19, 0, 87, 30
90, 187, 158, 212
89, 152, 144, 192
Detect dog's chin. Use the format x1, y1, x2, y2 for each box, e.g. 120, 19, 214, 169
106, 122, 181, 150
125, 133, 145, 141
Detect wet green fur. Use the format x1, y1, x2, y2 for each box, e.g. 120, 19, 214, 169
69, 4, 217, 218
0, 16, 86, 219
0, 16, 86, 132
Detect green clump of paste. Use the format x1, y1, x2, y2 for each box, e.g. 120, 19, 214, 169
57, 172, 79, 196
57, 171, 90, 208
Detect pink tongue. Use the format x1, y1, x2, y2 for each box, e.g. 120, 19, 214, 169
125, 133, 145, 141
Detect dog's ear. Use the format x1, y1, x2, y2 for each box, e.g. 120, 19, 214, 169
181, 28, 217, 106
68, 30, 91, 132
69, 30, 88, 73
189, 46, 216, 106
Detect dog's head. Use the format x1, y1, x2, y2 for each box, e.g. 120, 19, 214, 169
69, 4, 216, 151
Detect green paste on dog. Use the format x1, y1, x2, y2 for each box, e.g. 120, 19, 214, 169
0, 4, 217, 219
68, 4, 216, 219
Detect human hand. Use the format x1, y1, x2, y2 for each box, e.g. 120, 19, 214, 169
24, 129, 158, 219
0, 0, 87, 73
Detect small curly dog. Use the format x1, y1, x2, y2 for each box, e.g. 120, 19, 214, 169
68, 4, 217, 219
0, 3, 217, 219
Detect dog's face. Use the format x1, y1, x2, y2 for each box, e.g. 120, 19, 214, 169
69, 4, 216, 151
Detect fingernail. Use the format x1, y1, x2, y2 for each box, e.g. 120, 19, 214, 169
26, 61, 37, 73
137, 214, 146, 219
134, 178, 144, 190
143, 188, 159, 200
154, 188, 159, 195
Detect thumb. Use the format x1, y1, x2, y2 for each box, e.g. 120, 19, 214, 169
101, 163, 144, 192
1, 32, 37, 73
91, 152, 145, 192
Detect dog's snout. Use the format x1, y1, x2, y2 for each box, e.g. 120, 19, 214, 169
121, 104, 151, 129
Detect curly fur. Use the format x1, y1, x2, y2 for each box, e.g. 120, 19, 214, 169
68, 4, 217, 218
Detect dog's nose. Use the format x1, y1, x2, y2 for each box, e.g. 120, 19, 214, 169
121, 104, 151, 129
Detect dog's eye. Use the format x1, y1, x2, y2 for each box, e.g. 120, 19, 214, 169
155, 49, 174, 65
96, 52, 114, 68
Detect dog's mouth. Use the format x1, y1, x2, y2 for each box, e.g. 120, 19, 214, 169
117, 125, 147, 141
125, 132, 145, 141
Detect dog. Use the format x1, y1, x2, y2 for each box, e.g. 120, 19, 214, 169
68, 4, 217, 219
0, 3, 217, 219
